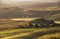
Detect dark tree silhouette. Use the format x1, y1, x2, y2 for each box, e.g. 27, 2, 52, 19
28, 23, 33, 28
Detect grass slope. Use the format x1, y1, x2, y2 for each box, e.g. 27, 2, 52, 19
0, 27, 60, 39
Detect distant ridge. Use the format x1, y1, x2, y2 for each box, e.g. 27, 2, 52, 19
0, 2, 60, 18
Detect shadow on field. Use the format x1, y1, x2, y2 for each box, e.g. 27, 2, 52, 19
13, 29, 60, 39
50, 37, 60, 39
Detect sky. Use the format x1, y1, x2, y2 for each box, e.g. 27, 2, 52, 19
0, 0, 60, 4
0, 0, 60, 8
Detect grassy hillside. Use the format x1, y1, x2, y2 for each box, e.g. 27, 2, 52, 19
0, 20, 60, 39
0, 27, 60, 39
50, 14, 60, 21
0, 2, 60, 39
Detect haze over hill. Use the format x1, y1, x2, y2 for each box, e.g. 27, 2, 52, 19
0, 7, 60, 18
0, 1, 60, 9
0, 0, 60, 19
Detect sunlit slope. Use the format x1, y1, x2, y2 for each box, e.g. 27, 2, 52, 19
50, 14, 60, 21
0, 27, 60, 39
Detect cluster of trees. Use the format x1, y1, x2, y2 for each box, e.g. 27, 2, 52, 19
17, 18, 58, 28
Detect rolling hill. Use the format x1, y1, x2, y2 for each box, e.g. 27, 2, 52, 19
0, 2, 60, 19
